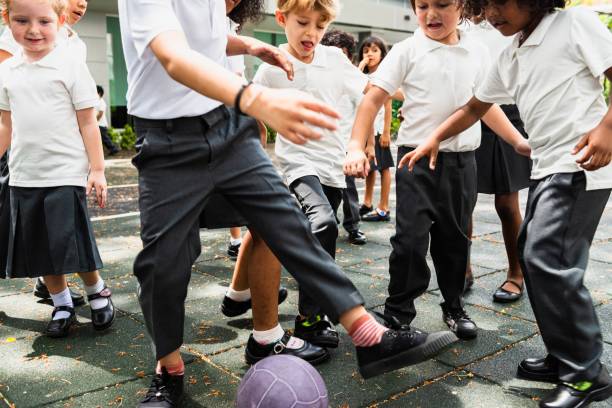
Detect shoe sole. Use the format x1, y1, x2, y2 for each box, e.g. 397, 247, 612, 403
516, 365, 558, 383
245, 349, 331, 366
359, 331, 458, 379
492, 295, 523, 304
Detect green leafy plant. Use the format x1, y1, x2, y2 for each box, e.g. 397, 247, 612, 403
120, 124, 137, 150
266, 125, 277, 144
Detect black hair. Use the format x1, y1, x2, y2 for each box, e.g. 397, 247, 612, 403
358, 36, 388, 74
321, 29, 356, 60
228, 0, 266, 28
464, 0, 566, 19
96, 85, 104, 97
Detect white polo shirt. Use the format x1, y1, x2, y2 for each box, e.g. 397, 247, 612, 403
367, 73, 386, 135
0, 44, 99, 187
226, 19, 245, 76
372, 28, 490, 152
253, 44, 369, 189
462, 21, 514, 63
476, 7, 612, 190
0, 25, 87, 62
98, 97, 109, 128
338, 92, 362, 146
118, 0, 226, 119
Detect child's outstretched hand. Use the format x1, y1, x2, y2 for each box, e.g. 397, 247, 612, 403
380, 133, 391, 148
247, 41, 294, 80
514, 139, 531, 157
398, 137, 440, 172
573, 123, 612, 171
344, 148, 370, 179
88, 170, 107, 208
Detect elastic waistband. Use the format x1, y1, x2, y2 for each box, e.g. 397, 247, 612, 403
133, 105, 229, 133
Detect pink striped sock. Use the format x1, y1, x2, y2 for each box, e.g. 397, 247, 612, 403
349, 314, 389, 347
156, 360, 185, 376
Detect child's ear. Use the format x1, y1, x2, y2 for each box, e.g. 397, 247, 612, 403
275, 9, 287, 28
58, 13, 66, 26
1, 10, 9, 26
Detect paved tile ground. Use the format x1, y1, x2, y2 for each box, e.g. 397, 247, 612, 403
1, 148, 612, 407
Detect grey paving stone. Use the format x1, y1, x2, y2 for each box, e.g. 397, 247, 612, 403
0, 277, 35, 298
472, 220, 502, 238
597, 302, 612, 345
335, 241, 390, 268
470, 238, 513, 271
92, 215, 141, 239
591, 241, 612, 265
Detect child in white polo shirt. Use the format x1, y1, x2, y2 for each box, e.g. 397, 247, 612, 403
0, 0, 115, 338
345, 0, 529, 341
403, 1, 612, 406
253, 0, 372, 350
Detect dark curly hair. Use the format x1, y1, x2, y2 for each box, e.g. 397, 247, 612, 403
321, 29, 357, 60
463, 0, 566, 18
358, 36, 388, 74
228, 0, 266, 28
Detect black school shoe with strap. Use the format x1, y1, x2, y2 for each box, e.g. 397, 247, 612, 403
294, 314, 339, 349
34, 278, 86, 307
45, 306, 77, 338
356, 313, 458, 379
139, 367, 184, 408
88, 287, 116, 331
220, 287, 288, 318
539, 365, 612, 408
245, 331, 330, 366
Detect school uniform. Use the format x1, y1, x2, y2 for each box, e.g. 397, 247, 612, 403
0, 44, 102, 278
371, 28, 490, 324
253, 44, 368, 317
367, 73, 394, 173
337, 93, 361, 234
119, 0, 365, 360
476, 7, 612, 383
464, 23, 531, 194
97, 97, 118, 153
0, 152, 8, 276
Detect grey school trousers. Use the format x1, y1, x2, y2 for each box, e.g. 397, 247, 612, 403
132, 107, 364, 360
342, 175, 361, 234
385, 147, 477, 324
0, 153, 8, 276
518, 172, 610, 382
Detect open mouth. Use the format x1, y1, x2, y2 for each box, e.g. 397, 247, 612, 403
72, 11, 83, 19
490, 20, 507, 29
301, 41, 314, 50
427, 22, 443, 30
26, 38, 43, 44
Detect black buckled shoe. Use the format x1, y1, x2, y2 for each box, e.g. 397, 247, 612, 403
221, 287, 288, 318
245, 331, 330, 366
294, 314, 339, 349
517, 355, 559, 383
45, 306, 76, 338
34, 278, 86, 307
492, 279, 524, 303
348, 230, 367, 245
359, 204, 373, 217
139, 367, 184, 407
442, 305, 478, 340
356, 312, 458, 379
539, 365, 612, 408
361, 209, 391, 222
227, 242, 241, 260
88, 287, 115, 331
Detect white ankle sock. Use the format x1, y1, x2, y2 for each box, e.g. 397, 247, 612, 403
253, 324, 285, 345
230, 237, 242, 247
50, 288, 73, 320
84, 279, 108, 310
226, 287, 251, 302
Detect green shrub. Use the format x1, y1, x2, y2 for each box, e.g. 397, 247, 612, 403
108, 127, 121, 145
266, 125, 277, 144
120, 124, 137, 150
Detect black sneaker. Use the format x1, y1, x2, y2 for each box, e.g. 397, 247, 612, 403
348, 230, 367, 245
139, 368, 184, 407
34, 278, 86, 307
539, 365, 612, 408
442, 305, 478, 340
359, 204, 373, 217
245, 331, 330, 366
356, 313, 458, 379
220, 287, 288, 317
227, 242, 241, 260
294, 314, 339, 349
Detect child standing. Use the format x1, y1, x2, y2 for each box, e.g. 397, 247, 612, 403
345, 0, 528, 340
404, 1, 612, 406
0, 0, 115, 337
358, 36, 394, 222
96, 85, 120, 156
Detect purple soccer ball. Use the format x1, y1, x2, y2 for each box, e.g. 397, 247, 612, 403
236, 355, 328, 408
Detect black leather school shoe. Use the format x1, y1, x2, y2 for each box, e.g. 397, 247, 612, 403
34, 278, 86, 307
88, 287, 116, 331
220, 287, 288, 318
244, 331, 330, 366
294, 314, 339, 349
139, 367, 184, 408
539, 365, 612, 408
45, 306, 76, 338
517, 355, 559, 383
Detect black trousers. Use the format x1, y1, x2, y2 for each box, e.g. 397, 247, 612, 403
518, 172, 610, 382
342, 175, 361, 234
0, 152, 8, 277
99, 127, 117, 152
132, 107, 364, 360
289, 175, 343, 317
385, 147, 477, 324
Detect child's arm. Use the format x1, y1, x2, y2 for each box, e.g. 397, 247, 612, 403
344, 86, 389, 178
399, 97, 492, 171
573, 67, 612, 171
150, 31, 338, 145
227, 34, 294, 81
481, 105, 531, 157
379, 98, 392, 148
0, 111, 11, 157
76, 107, 107, 209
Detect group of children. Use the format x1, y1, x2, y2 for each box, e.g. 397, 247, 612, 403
0, 0, 611, 407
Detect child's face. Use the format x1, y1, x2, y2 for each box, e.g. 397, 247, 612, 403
65, 0, 87, 25
484, 0, 533, 37
225, 0, 241, 15
275, 9, 330, 62
414, 0, 462, 45
362, 44, 382, 69
5, 0, 63, 59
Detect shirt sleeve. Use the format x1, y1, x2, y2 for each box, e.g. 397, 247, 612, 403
71, 62, 99, 110
124, 0, 184, 58
475, 58, 514, 105
370, 42, 408, 95
0, 29, 20, 56
570, 7, 612, 78
0, 64, 10, 111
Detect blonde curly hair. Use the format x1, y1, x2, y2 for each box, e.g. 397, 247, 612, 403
277, 0, 338, 23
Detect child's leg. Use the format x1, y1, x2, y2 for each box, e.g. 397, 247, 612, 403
363, 170, 375, 208
229, 227, 242, 241
43, 275, 72, 319
228, 231, 251, 292
494, 192, 524, 292
378, 168, 391, 213
342, 175, 361, 234
227, 226, 242, 259
518, 173, 610, 383
465, 216, 474, 285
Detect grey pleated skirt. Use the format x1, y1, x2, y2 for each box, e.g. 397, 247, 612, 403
3, 185, 103, 278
